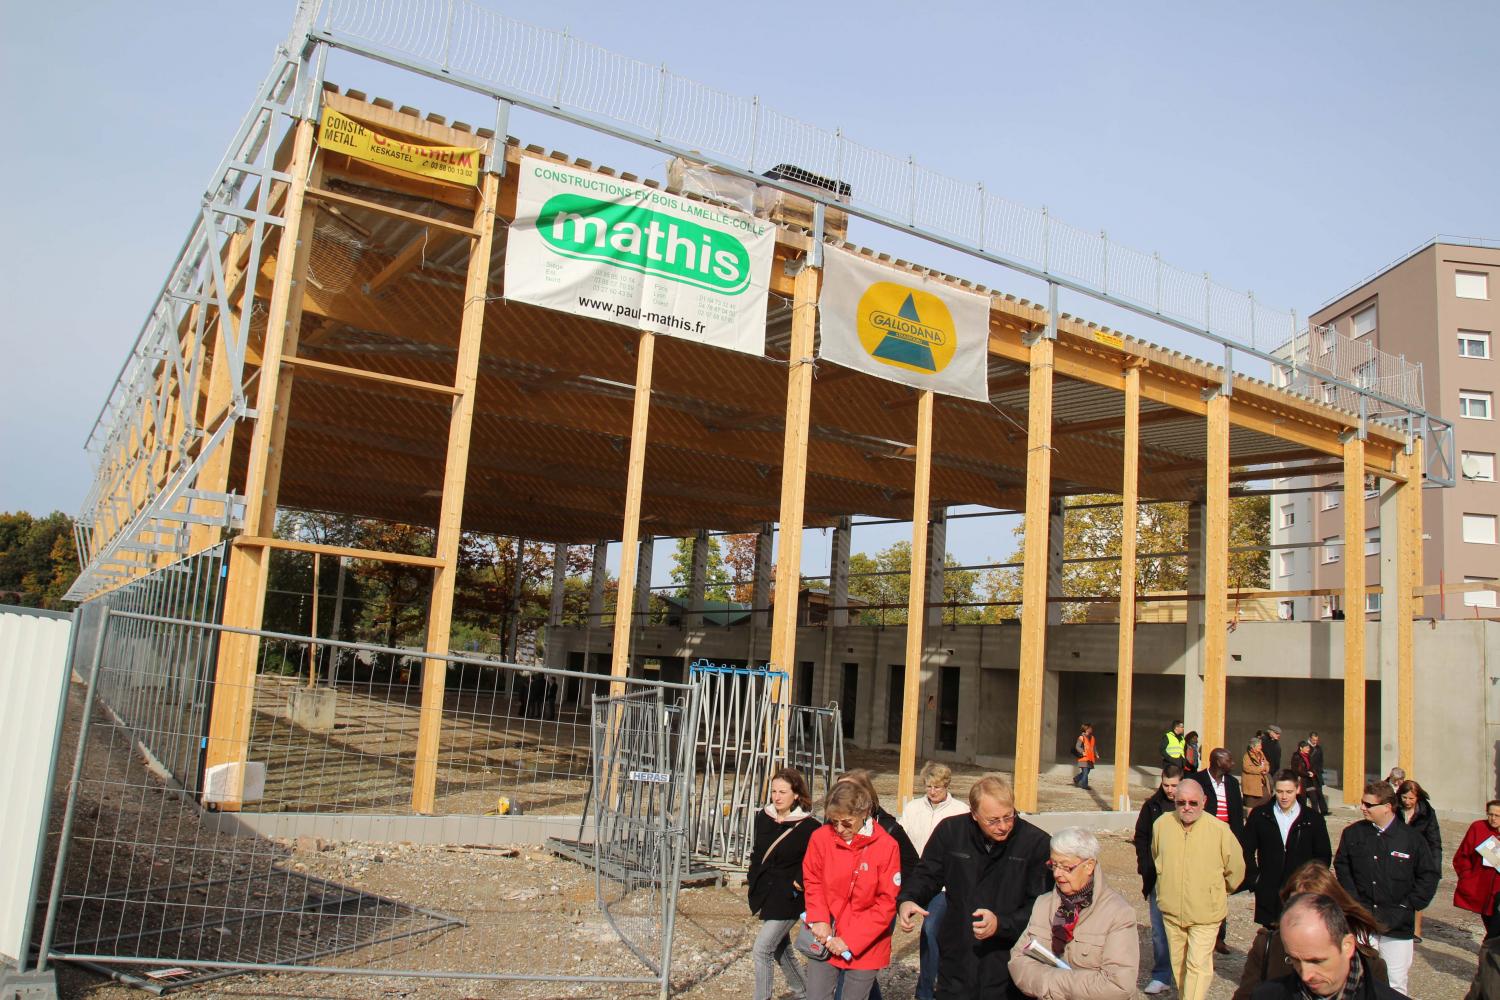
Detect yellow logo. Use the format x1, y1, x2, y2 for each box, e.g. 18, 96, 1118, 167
855, 282, 957, 374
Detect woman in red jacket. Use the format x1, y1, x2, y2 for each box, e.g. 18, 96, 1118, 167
802, 781, 901, 1000
1454, 799, 1500, 940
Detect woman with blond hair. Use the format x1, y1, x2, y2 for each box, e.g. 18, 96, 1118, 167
899, 762, 970, 1000
801, 781, 901, 1000
1231, 861, 1389, 1000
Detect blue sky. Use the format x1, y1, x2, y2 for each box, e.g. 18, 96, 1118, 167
2, 1, 1496, 577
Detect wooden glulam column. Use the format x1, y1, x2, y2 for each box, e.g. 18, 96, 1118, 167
768, 263, 819, 699
411, 168, 500, 814
1111, 363, 1141, 812
203, 118, 319, 806
1396, 437, 1422, 775
897, 390, 934, 808
1013, 336, 1055, 814
608, 332, 657, 694
1201, 392, 1230, 751
1342, 434, 1367, 804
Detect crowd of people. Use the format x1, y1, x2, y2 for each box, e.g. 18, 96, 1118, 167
743, 731, 1497, 1000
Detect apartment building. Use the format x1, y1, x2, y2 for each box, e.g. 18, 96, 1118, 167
1271, 238, 1500, 620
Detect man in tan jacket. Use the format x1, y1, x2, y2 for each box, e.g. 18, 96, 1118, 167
1151, 777, 1245, 1000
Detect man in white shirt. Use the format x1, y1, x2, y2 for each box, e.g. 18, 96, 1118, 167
1242, 769, 1332, 929
899, 761, 971, 1000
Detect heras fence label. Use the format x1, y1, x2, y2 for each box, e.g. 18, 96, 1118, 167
318, 107, 481, 186
505, 160, 774, 355
818, 244, 990, 402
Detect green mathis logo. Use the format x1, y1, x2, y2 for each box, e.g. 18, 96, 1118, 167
538, 194, 752, 294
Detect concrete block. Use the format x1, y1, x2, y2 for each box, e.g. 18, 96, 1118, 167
288, 686, 337, 731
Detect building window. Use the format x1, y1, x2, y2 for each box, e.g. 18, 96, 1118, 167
1278, 550, 1295, 578
1365, 592, 1381, 614
1321, 383, 1337, 405
1459, 330, 1492, 359
1280, 504, 1296, 529
1461, 390, 1494, 420
1462, 451, 1496, 481
1322, 595, 1342, 619
1320, 328, 1336, 355
1320, 490, 1340, 511
1456, 270, 1490, 300
1321, 536, 1341, 564
1352, 305, 1377, 339
1463, 513, 1499, 545
1365, 529, 1380, 556
1464, 576, 1499, 609
1278, 600, 1295, 621
1353, 361, 1376, 388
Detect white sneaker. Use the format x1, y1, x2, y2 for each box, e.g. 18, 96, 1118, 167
1142, 981, 1171, 996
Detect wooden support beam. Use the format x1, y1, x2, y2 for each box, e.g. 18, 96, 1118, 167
363, 230, 452, 297
769, 264, 819, 695
1013, 337, 1055, 814
1112, 365, 1141, 812
412, 170, 499, 815
1057, 405, 1185, 437
304, 184, 480, 237
1201, 392, 1230, 751
1397, 438, 1421, 775
232, 535, 444, 568
282, 355, 462, 397
897, 390, 934, 808
203, 118, 318, 809
1342, 435, 1367, 804
609, 332, 657, 693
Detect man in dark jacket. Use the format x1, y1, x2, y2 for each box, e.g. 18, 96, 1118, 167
1242, 769, 1333, 928
1306, 732, 1329, 816
1192, 747, 1246, 954
1263, 724, 1282, 774
1334, 782, 1439, 997
898, 774, 1051, 1000
1250, 892, 1404, 1000
1133, 765, 1183, 995
1160, 720, 1186, 770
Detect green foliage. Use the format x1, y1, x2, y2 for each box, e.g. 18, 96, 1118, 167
668, 535, 732, 601
0, 510, 79, 609
846, 540, 986, 625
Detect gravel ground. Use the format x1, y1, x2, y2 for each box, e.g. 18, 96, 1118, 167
37, 682, 1484, 999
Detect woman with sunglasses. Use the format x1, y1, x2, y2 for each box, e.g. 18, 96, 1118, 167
801, 781, 901, 1000
1008, 827, 1138, 1000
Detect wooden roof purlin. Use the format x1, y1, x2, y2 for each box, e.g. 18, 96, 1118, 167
253, 87, 1406, 547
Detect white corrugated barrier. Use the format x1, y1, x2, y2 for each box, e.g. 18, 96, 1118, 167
0, 606, 74, 971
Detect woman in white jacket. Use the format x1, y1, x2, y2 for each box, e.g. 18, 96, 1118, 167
898, 762, 971, 1000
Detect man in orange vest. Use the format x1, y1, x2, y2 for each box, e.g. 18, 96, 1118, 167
1073, 723, 1098, 789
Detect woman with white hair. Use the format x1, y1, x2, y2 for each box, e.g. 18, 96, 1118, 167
1008, 827, 1138, 1000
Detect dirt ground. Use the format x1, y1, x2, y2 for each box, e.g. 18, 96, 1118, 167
35, 681, 1484, 999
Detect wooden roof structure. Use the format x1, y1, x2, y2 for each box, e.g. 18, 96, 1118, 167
225, 86, 1410, 550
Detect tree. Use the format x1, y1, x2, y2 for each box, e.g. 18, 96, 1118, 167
845, 540, 986, 625
721, 533, 759, 602
980, 494, 1272, 622
668, 535, 732, 601
0, 511, 79, 609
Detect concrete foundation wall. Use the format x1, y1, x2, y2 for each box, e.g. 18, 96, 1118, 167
546, 619, 1500, 813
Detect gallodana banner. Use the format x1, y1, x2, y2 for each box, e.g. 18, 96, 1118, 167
505, 159, 775, 355
818, 244, 991, 402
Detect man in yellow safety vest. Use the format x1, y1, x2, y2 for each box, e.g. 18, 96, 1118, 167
1161, 720, 1186, 770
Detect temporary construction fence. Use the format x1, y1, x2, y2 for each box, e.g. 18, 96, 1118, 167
686, 662, 844, 869
33, 604, 697, 993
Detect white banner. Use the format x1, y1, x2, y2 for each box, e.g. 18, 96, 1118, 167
505, 159, 775, 355
818, 245, 991, 402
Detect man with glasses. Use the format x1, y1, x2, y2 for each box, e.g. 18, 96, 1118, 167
1151, 778, 1246, 1000
1334, 782, 1439, 996
898, 774, 1050, 999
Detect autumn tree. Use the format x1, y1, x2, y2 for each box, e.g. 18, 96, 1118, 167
846, 540, 985, 625
668, 534, 733, 601
0, 511, 79, 609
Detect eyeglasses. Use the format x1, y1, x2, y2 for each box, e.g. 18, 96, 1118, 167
1175, 800, 1203, 809
977, 812, 1016, 828
1046, 857, 1092, 874
828, 815, 866, 830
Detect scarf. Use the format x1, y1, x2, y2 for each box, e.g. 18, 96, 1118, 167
1295, 945, 1363, 999
1050, 881, 1095, 956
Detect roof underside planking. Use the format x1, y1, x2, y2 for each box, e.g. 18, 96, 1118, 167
215, 86, 1410, 546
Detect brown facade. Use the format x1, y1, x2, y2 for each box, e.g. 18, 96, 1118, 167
1308, 242, 1500, 619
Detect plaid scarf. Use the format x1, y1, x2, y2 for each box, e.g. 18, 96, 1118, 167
1296, 948, 1364, 1000
1050, 882, 1094, 956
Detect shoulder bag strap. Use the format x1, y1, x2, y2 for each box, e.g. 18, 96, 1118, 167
760, 820, 801, 865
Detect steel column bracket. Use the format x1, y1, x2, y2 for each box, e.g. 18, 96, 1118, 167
490, 99, 512, 177
1023, 282, 1059, 346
